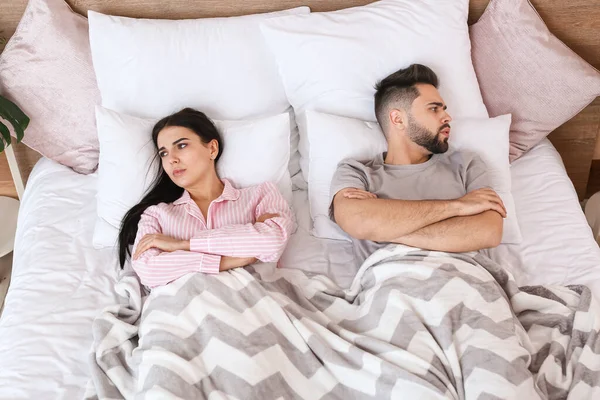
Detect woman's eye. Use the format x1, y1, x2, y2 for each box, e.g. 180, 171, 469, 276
159, 151, 167, 158
178, 143, 187, 149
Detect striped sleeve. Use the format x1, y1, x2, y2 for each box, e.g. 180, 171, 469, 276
131, 206, 221, 288
190, 182, 295, 262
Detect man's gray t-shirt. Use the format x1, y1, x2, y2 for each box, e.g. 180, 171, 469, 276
329, 150, 492, 265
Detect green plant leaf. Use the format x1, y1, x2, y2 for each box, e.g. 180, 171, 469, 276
0, 120, 10, 152
0, 95, 29, 143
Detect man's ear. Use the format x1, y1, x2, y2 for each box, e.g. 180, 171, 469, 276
389, 109, 407, 131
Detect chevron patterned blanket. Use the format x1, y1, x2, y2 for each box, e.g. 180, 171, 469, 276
85, 245, 600, 399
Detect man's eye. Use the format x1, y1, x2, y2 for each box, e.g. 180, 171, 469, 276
431, 107, 437, 112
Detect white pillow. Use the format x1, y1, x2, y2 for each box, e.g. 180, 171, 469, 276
93, 106, 293, 248
260, 0, 488, 182
304, 110, 522, 244
87, 7, 309, 178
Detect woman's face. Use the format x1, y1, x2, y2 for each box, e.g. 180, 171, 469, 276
156, 126, 219, 188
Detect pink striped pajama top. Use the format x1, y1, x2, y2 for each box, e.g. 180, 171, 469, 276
132, 179, 295, 288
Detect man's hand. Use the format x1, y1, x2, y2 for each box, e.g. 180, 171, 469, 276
393, 210, 503, 252
333, 188, 463, 242
343, 187, 505, 218
455, 188, 506, 218
342, 188, 378, 200
133, 234, 189, 259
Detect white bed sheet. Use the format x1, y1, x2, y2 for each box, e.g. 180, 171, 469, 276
0, 159, 119, 399
483, 138, 600, 293
1, 138, 599, 398
280, 190, 357, 287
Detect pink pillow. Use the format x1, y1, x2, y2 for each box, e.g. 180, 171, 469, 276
0, 0, 100, 174
470, 0, 600, 162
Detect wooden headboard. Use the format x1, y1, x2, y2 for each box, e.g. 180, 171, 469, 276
0, 0, 599, 199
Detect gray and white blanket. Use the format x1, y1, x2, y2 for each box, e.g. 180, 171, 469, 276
85, 245, 600, 399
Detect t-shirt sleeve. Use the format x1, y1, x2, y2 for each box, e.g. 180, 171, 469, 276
465, 154, 493, 193
329, 159, 369, 222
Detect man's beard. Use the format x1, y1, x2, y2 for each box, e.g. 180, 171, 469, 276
406, 114, 449, 154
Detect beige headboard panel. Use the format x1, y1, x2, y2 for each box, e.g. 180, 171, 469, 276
0, 0, 599, 199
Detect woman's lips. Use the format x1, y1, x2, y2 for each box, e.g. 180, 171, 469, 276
173, 169, 186, 177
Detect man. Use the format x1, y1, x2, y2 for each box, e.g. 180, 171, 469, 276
330, 64, 506, 265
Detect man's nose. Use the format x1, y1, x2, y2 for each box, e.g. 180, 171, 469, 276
442, 112, 452, 124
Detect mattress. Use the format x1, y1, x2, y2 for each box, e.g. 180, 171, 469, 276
1, 138, 599, 398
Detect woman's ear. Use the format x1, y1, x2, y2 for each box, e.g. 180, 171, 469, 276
209, 139, 219, 160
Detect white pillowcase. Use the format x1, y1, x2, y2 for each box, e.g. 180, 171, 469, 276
303, 110, 522, 244
260, 0, 488, 181
93, 106, 293, 248
87, 7, 309, 178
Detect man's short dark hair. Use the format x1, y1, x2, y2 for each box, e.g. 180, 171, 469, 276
374, 64, 439, 132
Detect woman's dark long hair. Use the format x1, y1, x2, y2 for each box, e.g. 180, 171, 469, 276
118, 108, 224, 268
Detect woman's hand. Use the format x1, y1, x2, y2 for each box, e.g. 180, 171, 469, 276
220, 256, 257, 271
133, 234, 189, 260
257, 213, 279, 223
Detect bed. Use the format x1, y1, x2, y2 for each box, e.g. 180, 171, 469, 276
1, 0, 600, 398
0, 138, 599, 398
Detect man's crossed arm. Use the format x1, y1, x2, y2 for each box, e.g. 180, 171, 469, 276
332, 188, 506, 252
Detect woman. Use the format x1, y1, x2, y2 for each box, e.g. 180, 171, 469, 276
118, 108, 295, 288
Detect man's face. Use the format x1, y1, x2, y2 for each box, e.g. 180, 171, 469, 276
406, 84, 452, 154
